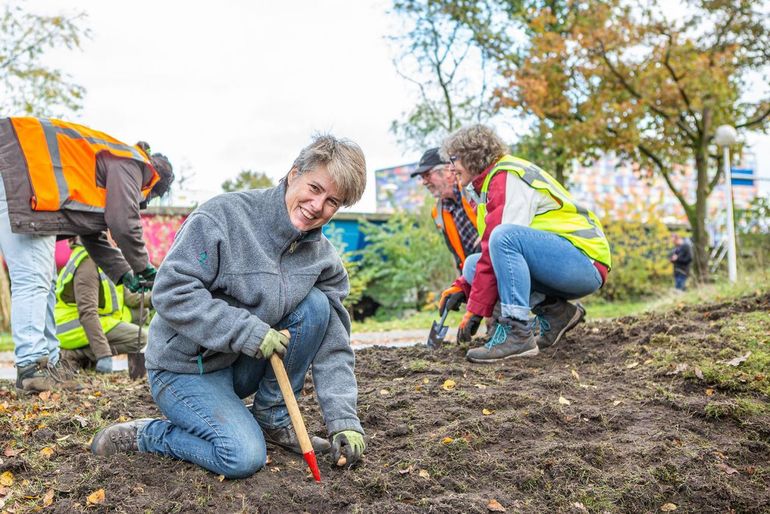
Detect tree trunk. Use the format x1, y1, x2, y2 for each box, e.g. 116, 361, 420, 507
0, 256, 10, 332
691, 109, 712, 281
554, 161, 565, 185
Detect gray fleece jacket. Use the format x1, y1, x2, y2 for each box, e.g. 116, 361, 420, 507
145, 182, 363, 435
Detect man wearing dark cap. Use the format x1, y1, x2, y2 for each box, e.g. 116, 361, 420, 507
412, 148, 479, 318
0, 117, 174, 393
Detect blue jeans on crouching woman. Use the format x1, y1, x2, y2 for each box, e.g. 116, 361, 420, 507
137, 288, 330, 478
463, 224, 603, 322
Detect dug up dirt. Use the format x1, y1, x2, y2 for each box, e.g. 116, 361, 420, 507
1, 292, 769, 513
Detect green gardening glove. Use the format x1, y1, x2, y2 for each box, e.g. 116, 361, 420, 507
137, 264, 157, 284
256, 329, 289, 360
331, 430, 365, 466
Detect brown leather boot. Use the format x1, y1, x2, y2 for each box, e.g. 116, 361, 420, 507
15, 357, 83, 394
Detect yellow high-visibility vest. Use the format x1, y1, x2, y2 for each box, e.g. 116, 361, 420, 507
476, 155, 612, 268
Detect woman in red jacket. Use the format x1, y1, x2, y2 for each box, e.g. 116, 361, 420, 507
439, 125, 611, 363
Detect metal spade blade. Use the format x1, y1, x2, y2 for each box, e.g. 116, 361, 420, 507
426, 309, 450, 349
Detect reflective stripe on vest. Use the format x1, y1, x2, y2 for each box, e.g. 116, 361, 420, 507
54, 246, 124, 350
476, 155, 612, 269
10, 117, 159, 212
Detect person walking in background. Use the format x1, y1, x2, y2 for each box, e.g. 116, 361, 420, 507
0, 117, 173, 393
441, 124, 612, 362
669, 233, 693, 291
55, 238, 147, 373
91, 134, 367, 479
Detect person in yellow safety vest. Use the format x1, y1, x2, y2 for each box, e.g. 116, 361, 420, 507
439, 125, 611, 363
0, 117, 173, 393
55, 240, 149, 373
410, 147, 479, 275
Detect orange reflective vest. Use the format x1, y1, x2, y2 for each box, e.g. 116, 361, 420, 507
431, 193, 477, 268
9, 117, 159, 212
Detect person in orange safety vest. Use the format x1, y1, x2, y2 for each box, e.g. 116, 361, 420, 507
0, 117, 173, 393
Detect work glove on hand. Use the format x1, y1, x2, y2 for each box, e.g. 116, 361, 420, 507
137, 264, 157, 284
457, 311, 483, 343
439, 285, 466, 315
121, 272, 149, 293
330, 430, 365, 466
256, 329, 289, 360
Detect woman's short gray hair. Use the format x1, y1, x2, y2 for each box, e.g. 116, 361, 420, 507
292, 134, 367, 206
441, 124, 509, 177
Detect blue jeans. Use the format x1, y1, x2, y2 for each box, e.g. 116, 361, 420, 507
0, 178, 59, 368
674, 271, 688, 291
463, 225, 602, 321
139, 288, 331, 478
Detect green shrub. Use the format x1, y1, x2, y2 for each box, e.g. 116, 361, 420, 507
598, 205, 672, 301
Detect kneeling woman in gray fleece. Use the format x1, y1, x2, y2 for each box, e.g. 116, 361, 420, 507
91, 135, 367, 478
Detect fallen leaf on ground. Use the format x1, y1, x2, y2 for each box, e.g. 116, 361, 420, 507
218, 474, 225, 482
626, 362, 639, 369
39, 447, 54, 459
38, 391, 51, 402
723, 352, 751, 367
572, 502, 589, 513
86, 488, 105, 505
660, 503, 677, 511
0, 485, 8, 497
379, 389, 390, 396
558, 396, 571, 406
3, 447, 22, 457
422, 378, 429, 384
43, 489, 54, 507
571, 369, 580, 381
705, 388, 715, 396
667, 363, 688, 375
441, 437, 454, 444
0, 472, 13, 487
418, 469, 430, 479
694, 367, 704, 380
398, 465, 415, 475
613, 400, 622, 406
482, 408, 494, 415
442, 379, 456, 391
474, 383, 487, 389
487, 498, 506, 512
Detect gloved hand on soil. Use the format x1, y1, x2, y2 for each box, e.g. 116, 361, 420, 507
439, 285, 466, 315
457, 311, 482, 342
330, 430, 365, 466
256, 329, 289, 360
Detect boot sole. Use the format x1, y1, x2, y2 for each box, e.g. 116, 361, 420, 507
540, 303, 586, 349
466, 346, 540, 363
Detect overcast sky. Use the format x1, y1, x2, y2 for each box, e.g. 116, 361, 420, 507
22, 0, 770, 210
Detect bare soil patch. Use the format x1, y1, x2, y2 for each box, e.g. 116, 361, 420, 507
1, 293, 769, 513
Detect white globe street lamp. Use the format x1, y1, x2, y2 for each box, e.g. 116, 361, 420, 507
714, 124, 738, 283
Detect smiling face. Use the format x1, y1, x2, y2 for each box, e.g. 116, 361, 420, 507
450, 156, 474, 187
419, 165, 457, 200
284, 165, 342, 231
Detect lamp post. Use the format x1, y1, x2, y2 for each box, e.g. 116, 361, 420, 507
714, 124, 738, 283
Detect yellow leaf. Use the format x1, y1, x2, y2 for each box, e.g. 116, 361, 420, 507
0, 471, 13, 487
39, 447, 55, 459
38, 391, 51, 402
474, 383, 487, 389
613, 400, 622, 407
218, 474, 225, 482
571, 369, 580, 381
86, 488, 105, 505
441, 437, 454, 444
422, 378, 429, 384
379, 389, 390, 396
92, 391, 102, 397
626, 362, 639, 369
705, 388, 715, 396
43, 489, 55, 507
558, 396, 571, 406
487, 498, 507, 512
418, 469, 430, 479
660, 503, 677, 512
442, 379, 456, 391
482, 409, 494, 415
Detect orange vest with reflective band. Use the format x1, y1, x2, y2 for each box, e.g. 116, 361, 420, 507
10, 117, 159, 213
431, 194, 477, 266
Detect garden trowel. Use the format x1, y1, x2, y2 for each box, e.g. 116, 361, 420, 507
426, 308, 450, 349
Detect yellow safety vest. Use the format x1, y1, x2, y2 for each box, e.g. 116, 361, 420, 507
55, 246, 127, 350
477, 155, 612, 268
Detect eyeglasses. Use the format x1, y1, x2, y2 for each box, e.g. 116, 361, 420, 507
449, 155, 458, 166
